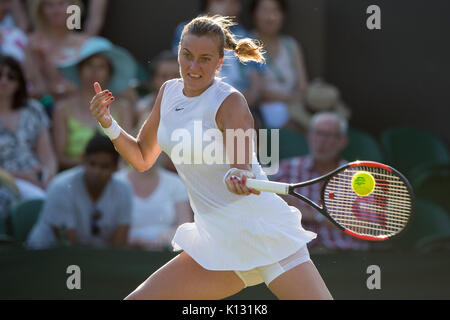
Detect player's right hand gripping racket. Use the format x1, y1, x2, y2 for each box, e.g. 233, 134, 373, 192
246, 161, 414, 241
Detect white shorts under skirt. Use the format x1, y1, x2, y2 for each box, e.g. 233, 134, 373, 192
234, 245, 311, 287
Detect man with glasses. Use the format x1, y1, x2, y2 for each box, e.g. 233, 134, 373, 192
271, 112, 369, 251
27, 133, 132, 249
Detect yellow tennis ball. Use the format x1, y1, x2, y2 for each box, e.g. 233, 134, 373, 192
352, 171, 376, 196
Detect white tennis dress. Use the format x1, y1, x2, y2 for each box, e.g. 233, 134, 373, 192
157, 78, 316, 271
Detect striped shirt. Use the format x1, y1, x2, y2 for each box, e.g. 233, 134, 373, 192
271, 155, 370, 251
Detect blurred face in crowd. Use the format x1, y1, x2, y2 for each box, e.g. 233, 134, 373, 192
41, 0, 71, 29
79, 55, 112, 90
151, 60, 179, 91
0, 64, 19, 99
83, 152, 117, 192
0, 0, 11, 19
178, 33, 223, 97
308, 117, 348, 163
206, 0, 241, 17
253, 0, 284, 36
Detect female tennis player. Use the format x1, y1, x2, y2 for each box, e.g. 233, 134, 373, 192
89, 15, 332, 300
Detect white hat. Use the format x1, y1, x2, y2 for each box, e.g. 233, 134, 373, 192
289, 80, 351, 129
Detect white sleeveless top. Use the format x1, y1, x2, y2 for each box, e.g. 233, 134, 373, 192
157, 78, 316, 271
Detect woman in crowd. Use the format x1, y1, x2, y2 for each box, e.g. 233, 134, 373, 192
0, 55, 57, 199
52, 36, 136, 170
24, 0, 89, 99
251, 0, 309, 129
116, 159, 193, 251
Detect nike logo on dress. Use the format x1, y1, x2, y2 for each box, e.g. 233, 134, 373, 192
175, 107, 185, 111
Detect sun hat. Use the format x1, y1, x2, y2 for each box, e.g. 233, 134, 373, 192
58, 37, 137, 93
289, 79, 351, 129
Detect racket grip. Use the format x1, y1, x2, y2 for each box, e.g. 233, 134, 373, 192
246, 179, 290, 195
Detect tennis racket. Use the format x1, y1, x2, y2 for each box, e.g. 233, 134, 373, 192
246, 161, 414, 241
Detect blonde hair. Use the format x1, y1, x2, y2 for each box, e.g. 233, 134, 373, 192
30, 0, 82, 30
180, 15, 265, 64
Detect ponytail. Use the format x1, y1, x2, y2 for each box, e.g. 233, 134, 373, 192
223, 28, 265, 64
180, 15, 266, 64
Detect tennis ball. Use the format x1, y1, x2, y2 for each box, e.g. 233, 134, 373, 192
351, 171, 376, 196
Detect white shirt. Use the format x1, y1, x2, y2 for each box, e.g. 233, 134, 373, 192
115, 168, 189, 242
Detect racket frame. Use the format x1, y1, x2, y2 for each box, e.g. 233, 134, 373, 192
260, 161, 415, 241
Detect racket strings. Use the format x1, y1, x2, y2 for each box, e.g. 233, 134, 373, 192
328, 175, 410, 192
325, 194, 412, 214
338, 171, 406, 180
330, 214, 406, 229
330, 222, 398, 233
328, 180, 412, 199
324, 166, 412, 238
330, 206, 408, 230
328, 204, 409, 224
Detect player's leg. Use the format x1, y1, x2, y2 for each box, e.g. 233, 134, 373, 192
258, 246, 332, 300
124, 251, 246, 300
267, 260, 333, 300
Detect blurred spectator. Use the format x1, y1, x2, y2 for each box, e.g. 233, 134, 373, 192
135, 50, 179, 133
0, 0, 27, 63
0, 55, 57, 199
24, 0, 89, 99
10, 0, 108, 35
27, 133, 132, 249
53, 36, 136, 171
289, 79, 352, 134
79, 0, 108, 36
9, 0, 29, 32
116, 162, 193, 251
250, 0, 309, 129
0, 168, 20, 223
172, 0, 264, 109
135, 50, 179, 173
172, 0, 244, 53
271, 112, 369, 251
0, 0, 14, 28
0, 23, 27, 63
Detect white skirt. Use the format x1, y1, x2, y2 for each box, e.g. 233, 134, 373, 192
171, 193, 317, 271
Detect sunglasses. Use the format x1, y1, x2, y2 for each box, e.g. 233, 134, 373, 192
91, 208, 102, 236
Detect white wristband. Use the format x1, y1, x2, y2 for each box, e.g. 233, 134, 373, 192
100, 118, 121, 140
